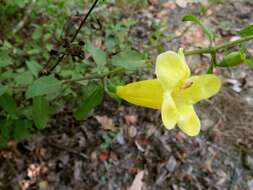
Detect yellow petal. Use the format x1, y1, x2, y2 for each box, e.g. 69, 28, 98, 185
161, 91, 179, 129
116, 79, 163, 109
178, 48, 191, 76
177, 104, 200, 136
173, 74, 221, 105
155, 50, 190, 91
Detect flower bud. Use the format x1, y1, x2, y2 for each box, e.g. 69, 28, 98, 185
218, 51, 246, 67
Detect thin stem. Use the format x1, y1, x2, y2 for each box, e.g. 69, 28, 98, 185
62, 68, 125, 84
44, 0, 100, 75
184, 35, 253, 56
207, 51, 216, 74
45, 54, 65, 75
71, 0, 100, 42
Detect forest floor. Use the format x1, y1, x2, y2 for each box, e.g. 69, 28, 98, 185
1, 0, 253, 189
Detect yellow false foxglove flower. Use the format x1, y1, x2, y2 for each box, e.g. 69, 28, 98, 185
116, 49, 221, 136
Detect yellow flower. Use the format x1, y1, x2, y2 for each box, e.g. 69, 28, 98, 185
116, 49, 221, 136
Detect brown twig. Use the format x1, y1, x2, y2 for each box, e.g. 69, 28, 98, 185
70, 0, 100, 43
42, 0, 100, 75
47, 141, 88, 159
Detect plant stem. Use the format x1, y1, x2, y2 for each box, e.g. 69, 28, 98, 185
70, 0, 100, 43
184, 35, 253, 56
63, 68, 125, 84
43, 0, 100, 75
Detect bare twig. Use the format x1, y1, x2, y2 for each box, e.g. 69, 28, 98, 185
43, 0, 100, 75
70, 0, 100, 43
47, 141, 88, 159
62, 67, 125, 84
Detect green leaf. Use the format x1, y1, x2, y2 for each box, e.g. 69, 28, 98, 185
15, 71, 34, 85
0, 71, 17, 79
32, 30, 42, 40
19, 106, 33, 119
25, 75, 62, 99
86, 44, 107, 67
26, 60, 43, 77
13, 119, 32, 141
244, 58, 253, 68
0, 85, 7, 96
32, 96, 50, 129
182, 15, 214, 44
0, 93, 17, 116
111, 50, 145, 71
239, 24, 253, 37
74, 84, 103, 120
0, 119, 12, 147
0, 51, 13, 68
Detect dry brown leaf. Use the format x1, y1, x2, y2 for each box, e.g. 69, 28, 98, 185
229, 36, 240, 42
92, 37, 103, 48
175, 0, 188, 8
128, 126, 137, 138
128, 171, 145, 190
124, 115, 138, 125
156, 10, 170, 18
176, 0, 208, 8
181, 26, 209, 47
38, 181, 48, 190
201, 159, 213, 173
247, 48, 253, 56
95, 115, 117, 132
162, 2, 176, 9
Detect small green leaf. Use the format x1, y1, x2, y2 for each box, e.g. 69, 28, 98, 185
244, 58, 253, 68
32, 96, 50, 129
0, 71, 17, 79
0, 85, 7, 96
239, 24, 253, 37
86, 44, 107, 67
15, 71, 34, 85
19, 106, 33, 119
13, 119, 32, 141
0, 51, 13, 67
26, 75, 62, 99
26, 60, 43, 77
111, 50, 145, 71
182, 15, 214, 44
0, 93, 17, 116
32, 30, 42, 40
74, 84, 103, 120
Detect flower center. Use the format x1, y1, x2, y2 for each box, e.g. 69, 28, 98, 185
181, 79, 193, 89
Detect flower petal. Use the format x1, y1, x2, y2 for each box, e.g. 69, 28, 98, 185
161, 92, 179, 129
178, 48, 191, 76
177, 104, 200, 136
116, 79, 163, 109
155, 50, 190, 91
173, 74, 221, 105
